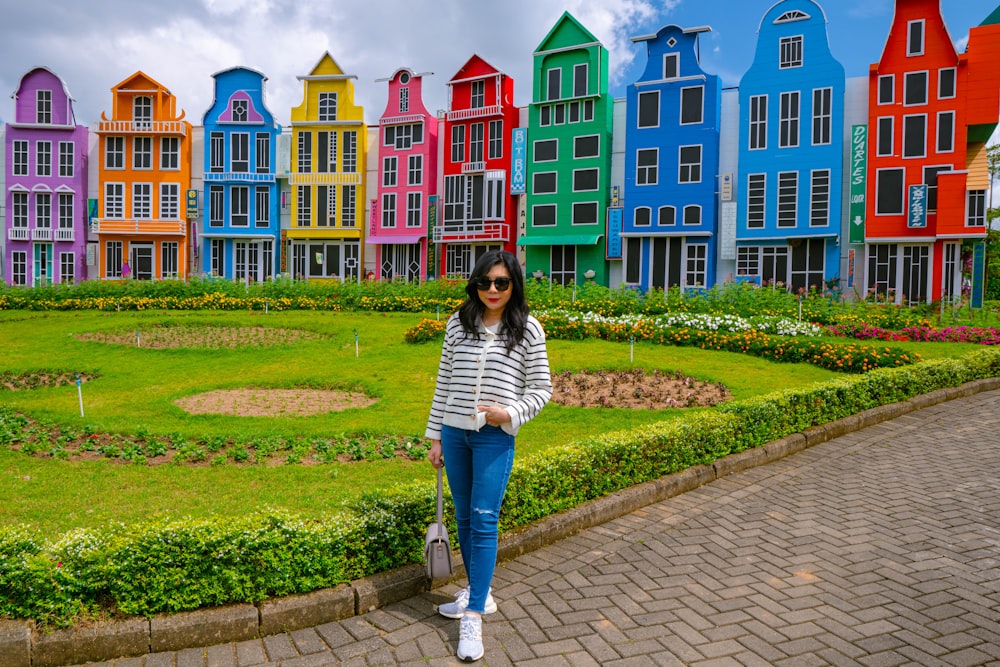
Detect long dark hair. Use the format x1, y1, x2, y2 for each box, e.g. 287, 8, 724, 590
458, 250, 529, 352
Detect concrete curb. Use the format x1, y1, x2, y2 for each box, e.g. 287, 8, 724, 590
4, 377, 1000, 666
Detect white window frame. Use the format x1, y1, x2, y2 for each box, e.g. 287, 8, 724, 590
678, 145, 702, 184
779, 35, 803, 69
572, 201, 599, 226
878, 75, 895, 105
875, 168, 906, 216
634, 206, 652, 227
104, 183, 124, 219
231, 186, 249, 227
680, 86, 704, 125
907, 19, 925, 57
13, 140, 29, 176
160, 183, 180, 219
572, 168, 599, 192
133, 137, 152, 170
382, 192, 397, 228
777, 171, 798, 228
59, 141, 74, 177
160, 137, 179, 170
255, 186, 270, 228
747, 173, 766, 229
636, 148, 658, 186
133, 183, 152, 219
383, 156, 398, 188
408, 154, 423, 186
810, 169, 831, 227
637, 90, 660, 129
938, 68, 957, 100
749, 95, 767, 150
36, 141, 52, 177
663, 52, 679, 79
877, 117, 895, 157
902, 114, 927, 159
812, 87, 832, 146
936, 111, 955, 153
407, 192, 422, 228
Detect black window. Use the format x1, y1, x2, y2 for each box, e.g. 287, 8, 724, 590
533, 204, 556, 226
681, 86, 704, 125
877, 117, 894, 156
659, 206, 675, 226
634, 207, 651, 226
938, 68, 956, 99
905, 72, 927, 106
573, 169, 599, 191
878, 75, 894, 105
937, 112, 954, 152
903, 115, 926, 158
575, 135, 599, 158
876, 169, 905, 215
625, 237, 642, 283
638, 91, 659, 128
533, 172, 557, 194
534, 140, 557, 162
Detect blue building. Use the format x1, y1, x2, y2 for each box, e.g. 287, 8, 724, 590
200, 67, 281, 282
622, 24, 721, 292
735, 0, 845, 293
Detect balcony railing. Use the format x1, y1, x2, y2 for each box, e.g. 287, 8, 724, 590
96, 120, 188, 136
55, 228, 75, 242
8, 227, 29, 241
433, 221, 510, 243
288, 172, 362, 186
446, 105, 502, 122
31, 228, 52, 241
92, 218, 186, 236
462, 162, 486, 174
203, 172, 276, 183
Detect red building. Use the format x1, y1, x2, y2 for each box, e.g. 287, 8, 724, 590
865, 0, 1000, 304
436, 55, 520, 278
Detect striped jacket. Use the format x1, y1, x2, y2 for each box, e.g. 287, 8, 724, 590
425, 313, 552, 440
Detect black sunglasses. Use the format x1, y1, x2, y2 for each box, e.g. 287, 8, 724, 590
472, 276, 512, 291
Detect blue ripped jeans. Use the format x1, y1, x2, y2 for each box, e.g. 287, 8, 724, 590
440, 423, 515, 614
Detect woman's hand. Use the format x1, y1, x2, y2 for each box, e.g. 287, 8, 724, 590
477, 404, 511, 427
428, 439, 444, 468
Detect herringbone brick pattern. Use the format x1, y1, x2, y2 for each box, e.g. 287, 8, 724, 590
73, 390, 1000, 666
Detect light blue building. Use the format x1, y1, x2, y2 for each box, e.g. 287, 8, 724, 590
735, 0, 845, 293
622, 24, 721, 292
201, 67, 281, 282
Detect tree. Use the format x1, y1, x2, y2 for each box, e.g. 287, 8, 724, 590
988, 143, 1000, 217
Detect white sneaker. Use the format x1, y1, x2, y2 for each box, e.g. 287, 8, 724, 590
457, 612, 484, 662
437, 587, 497, 619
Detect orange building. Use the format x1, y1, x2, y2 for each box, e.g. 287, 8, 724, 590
93, 72, 193, 280
864, 1, 1000, 304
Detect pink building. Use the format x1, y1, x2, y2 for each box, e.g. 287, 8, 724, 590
369, 68, 439, 281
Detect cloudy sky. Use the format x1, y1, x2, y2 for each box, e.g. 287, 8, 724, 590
0, 0, 996, 128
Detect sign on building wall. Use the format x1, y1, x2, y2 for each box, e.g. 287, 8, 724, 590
186, 190, 199, 218
908, 184, 927, 228
972, 241, 986, 309
720, 174, 733, 202
87, 199, 98, 226
606, 208, 623, 260
847, 248, 855, 289
719, 202, 737, 260
849, 125, 867, 244
427, 196, 437, 278
369, 199, 378, 235
511, 128, 527, 195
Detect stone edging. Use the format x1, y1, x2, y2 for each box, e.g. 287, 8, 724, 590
3, 376, 998, 667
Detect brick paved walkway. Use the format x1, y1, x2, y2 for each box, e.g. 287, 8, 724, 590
73, 389, 1000, 666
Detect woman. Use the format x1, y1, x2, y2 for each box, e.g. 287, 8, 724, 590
426, 250, 552, 662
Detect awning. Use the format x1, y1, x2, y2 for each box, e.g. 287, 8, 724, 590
365, 234, 426, 245
517, 234, 603, 246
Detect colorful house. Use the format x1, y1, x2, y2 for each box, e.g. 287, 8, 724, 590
4, 67, 88, 286
437, 55, 519, 278
287, 53, 366, 282
735, 0, 845, 293
370, 67, 438, 282
622, 24, 721, 292
864, 0, 1000, 304
93, 72, 193, 280
200, 67, 281, 283
521, 12, 614, 286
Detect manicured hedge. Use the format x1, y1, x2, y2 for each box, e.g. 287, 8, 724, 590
4, 348, 1000, 627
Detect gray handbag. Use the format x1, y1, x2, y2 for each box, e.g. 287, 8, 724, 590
424, 467, 454, 581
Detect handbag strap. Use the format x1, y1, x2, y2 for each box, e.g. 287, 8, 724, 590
436, 467, 444, 524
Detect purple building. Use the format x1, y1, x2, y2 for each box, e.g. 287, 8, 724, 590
5, 67, 89, 285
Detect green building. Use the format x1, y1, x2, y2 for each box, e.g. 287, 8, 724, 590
520, 12, 614, 286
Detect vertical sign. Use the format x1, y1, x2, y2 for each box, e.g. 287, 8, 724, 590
849, 125, 867, 244
719, 203, 737, 260
427, 195, 437, 278
510, 128, 526, 195
847, 248, 855, 289
720, 173, 733, 202
186, 190, 199, 218
369, 199, 378, 235
971, 241, 986, 309
606, 208, 623, 260
87, 199, 98, 226
908, 184, 927, 228
280, 230, 287, 273
611, 185, 620, 208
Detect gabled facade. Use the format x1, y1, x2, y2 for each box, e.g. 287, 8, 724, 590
288, 53, 366, 282
437, 55, 519, 278
521, 12, 614, 286
200, 67, 281, 283
370, 67, 438, 282
865, 0, 1000, 304
736, 0, 845, 293
623, 24, 721, 292
4, 67, 88, 286
94, 71, 193, 280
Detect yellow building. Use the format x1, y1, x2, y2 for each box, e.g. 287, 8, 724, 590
93, 72, 193, 280
287, 53, 367, 281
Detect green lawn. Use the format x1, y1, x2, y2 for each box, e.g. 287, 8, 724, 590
0, 309, 979, 537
